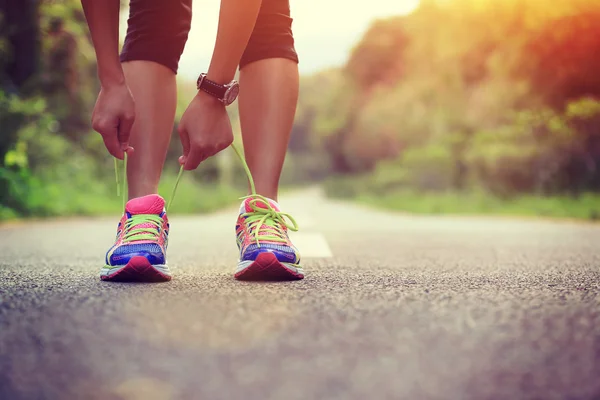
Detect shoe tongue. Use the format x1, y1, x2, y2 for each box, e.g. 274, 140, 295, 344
240, 197, 281, 214
126, 194, 165, 215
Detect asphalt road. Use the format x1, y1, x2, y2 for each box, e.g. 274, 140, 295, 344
1, 188, 599, 400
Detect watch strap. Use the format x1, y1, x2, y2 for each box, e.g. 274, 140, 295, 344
197, 74, 227, 100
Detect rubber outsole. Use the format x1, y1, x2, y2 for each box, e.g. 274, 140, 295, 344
100, 256, 171, 282
235, 252, 304, 281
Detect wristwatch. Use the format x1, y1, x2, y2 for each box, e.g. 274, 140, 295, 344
196, 73, 240, 106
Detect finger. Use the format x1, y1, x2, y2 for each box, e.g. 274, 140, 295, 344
101, 132, 124, 159
118, 113, 135, 149
93, 119, 124, 159
177, 124, 191, 166
183, 146, 207, 171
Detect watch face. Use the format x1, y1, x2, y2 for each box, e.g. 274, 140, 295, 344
223, 82, 240, 106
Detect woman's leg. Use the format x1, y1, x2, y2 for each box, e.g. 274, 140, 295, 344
238, 0, 299, 201
119, 0, 192, 199
122, 62, 177, 199
233, 0, 304, 281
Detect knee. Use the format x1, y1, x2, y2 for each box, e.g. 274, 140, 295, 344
120, 0, 192, 74
240, 0, 299, 69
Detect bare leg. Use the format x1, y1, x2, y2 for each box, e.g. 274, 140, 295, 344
238, 58, 299, 201
122, 60, 177, 199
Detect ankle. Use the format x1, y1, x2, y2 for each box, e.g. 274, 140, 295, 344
127, 186, 159, 201
251, 187, 278, 202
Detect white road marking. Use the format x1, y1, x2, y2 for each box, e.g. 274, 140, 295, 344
294, 215, 315, 229
289, 232, 333, 258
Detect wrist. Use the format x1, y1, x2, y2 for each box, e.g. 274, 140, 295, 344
99, 76, 126, 89
194, 90, 226, 106
205, 68, 235, 85
196, 73, 239, 106
98, 64, 126, 88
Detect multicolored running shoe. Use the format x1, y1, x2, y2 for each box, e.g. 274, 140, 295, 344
101, 194, 171, 282
235, 195, 303, 281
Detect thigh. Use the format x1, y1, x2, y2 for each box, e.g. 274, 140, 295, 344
240, 0, 299, 69
120, 0, 193, 74
254, 0, 293, 38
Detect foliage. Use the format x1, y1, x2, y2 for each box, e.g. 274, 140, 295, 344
0, 1, 242, 221
356, 189, 600, 221
294, 0, 600, 218
324, 177, 600, 221
3, 0, 600, 221
0, 92, 115, 217
467, 99, 600, 197
345, 17, 408, 91
523, 8, 600, 109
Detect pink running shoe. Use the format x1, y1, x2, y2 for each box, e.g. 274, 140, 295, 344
234, 195, 303, 281
101, 194, 171, 282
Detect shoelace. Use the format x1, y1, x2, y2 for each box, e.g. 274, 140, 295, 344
241, 194, 298, 245
230, 144, 298, 246
114, 154, 184, 212
114, 153, 182, 244
122, 213, 164, 243
114, 142, 298, 247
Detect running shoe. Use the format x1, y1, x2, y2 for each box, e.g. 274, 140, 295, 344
101, 194, 171, 282
234, 195, 304, 280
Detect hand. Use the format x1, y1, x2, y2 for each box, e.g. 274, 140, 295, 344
91, 83, 135, 159
178, 92, 234, 170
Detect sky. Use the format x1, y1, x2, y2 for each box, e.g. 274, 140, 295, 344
120, 0, 420, 81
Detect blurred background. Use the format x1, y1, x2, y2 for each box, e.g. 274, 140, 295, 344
1, 0, 599, 221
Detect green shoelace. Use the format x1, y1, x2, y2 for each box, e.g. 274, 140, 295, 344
114, 154, 184, 212
240, 195, 298, 245
114, 143, 298, 246
122, 213, 164, 243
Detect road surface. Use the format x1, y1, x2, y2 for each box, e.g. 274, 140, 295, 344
1, 188, 599, 399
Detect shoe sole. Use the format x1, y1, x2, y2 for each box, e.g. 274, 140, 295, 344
100, 256, 171, 282
235, 252, 304, 281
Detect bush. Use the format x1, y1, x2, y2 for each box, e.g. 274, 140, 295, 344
0, 93, 241, 221
466, 98, 600, 197
1, 101, 120, 218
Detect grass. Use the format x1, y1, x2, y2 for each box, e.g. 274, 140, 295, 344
354, 191, 600, 221
324, 179, 600, 221
157, 174, 240, 215
0, 172, 242, 222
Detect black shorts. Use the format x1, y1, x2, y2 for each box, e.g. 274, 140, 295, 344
120, 0, 299, 74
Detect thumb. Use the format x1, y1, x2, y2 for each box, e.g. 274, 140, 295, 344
178, 123, 190, 165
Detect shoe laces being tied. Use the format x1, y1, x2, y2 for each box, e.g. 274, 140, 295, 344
114, 152, 184, 212
229, 144, 299, 247
114, 152, 183, 244
241, 194, 299, 246
113, 143, 299, 247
